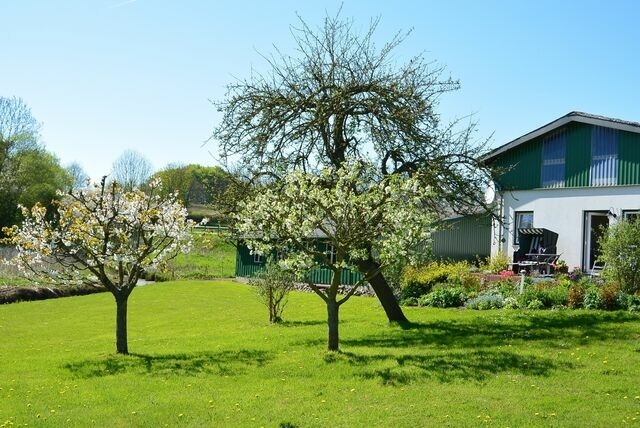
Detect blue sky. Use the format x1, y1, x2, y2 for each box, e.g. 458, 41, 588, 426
1, 0, 639, 179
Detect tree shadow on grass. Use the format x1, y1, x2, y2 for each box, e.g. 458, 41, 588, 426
340, 349, 574, 385
347, 311, 640, 350
63, 349, 273, 379
278, 320, 325, 327
325, 311, 639, 385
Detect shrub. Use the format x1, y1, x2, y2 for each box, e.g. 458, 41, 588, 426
493, 280, 518, 299
401, 296, 419, 307
626, 294, 640, 313
583, 287, 601, 310
599, 217, 640, 293
483, 251, 510, 274
400, 261, 479, 299
503, 296, 519, 309
248, 262, 296, 323
568, 283, 586, 308
599, 282, 621, 310
517, 281, 569, 309
526, 298, 544, 310
419, 285, 467, 308
465, 292, 504, 310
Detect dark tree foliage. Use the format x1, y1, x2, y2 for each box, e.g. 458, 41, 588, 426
213, 12, 495, 322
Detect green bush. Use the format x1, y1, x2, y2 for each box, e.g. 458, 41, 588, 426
583, 287, 601, 310
465, 292, 504, 310
419, 286, 467, 308
400, 261, 479, 299
599, 282, 621, 310
626, 294, 640, 313
599, 217, 640, 293
517, 281, 569, 309
567, 283, 586, 308
526, 298, 545, 310
401, 296, 419, 307
493, 280, 519, 299
482, 251, 510, 274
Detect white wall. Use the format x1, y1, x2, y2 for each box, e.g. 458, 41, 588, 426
491, 185, 640, 269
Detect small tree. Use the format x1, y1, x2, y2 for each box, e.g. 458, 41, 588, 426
249, 261, 296, 323
237, 161, 434, 351
3, 177, 193, 354
600, 217, 640, 293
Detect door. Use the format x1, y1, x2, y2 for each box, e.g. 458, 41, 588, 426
583, 211, 609, 270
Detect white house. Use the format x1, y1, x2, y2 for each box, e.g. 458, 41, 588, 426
483, 112, 640, 271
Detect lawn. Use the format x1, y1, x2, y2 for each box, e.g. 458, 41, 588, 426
1, 280, 640, 427
159, 229, 236, 280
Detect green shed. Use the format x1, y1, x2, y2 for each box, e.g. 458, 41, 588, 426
235, 240, 363, 285
431, 214, 492, 262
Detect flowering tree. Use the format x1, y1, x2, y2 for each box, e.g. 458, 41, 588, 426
237, 162, 435, 351
3, 177, 193, 354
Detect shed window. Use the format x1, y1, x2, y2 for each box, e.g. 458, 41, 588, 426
590, 126, 618, 186
514, 211, 534, 245
324, 243, 337, 264
253, 252, 264, 264
623, 210, 640, 222
541, 131, 566, 188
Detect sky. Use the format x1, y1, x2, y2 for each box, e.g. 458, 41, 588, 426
1, 0, 640, 180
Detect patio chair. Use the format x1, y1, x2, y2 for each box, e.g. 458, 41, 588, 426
588, 260, 606, 277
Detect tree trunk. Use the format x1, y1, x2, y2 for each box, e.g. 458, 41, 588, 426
327, 300, 339, 351
115, 293, 129, 355
357, 258, 408, 323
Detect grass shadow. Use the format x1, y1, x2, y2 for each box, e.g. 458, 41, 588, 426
342, 349, 573, 385
344, 311, 639, 350
63, 349, 273, 379
332, 311, 637, 385
278, 320, 325, 327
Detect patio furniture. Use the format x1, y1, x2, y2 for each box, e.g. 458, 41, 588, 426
511, 228, 559, 274
588, 260, 606, 277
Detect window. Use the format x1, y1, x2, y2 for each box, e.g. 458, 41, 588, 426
541, 131, 566, 188
253, 252, 264, 264
623, 210, 640, 222
324, 243, 337, 264
590, 126, 618, 186
514, 211, 534, 245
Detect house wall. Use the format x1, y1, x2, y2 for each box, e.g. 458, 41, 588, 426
491, 186, 640, 269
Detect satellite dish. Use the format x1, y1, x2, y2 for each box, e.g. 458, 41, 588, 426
483, 180, 496, 205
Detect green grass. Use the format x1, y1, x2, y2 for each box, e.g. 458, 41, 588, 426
160, 230, 236, 280
2, 280, 640, 427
